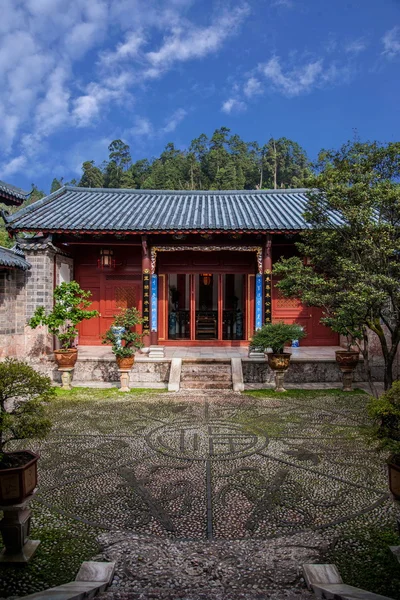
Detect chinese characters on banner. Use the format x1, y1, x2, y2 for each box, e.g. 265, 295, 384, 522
142, 270, 150, 335
255, 273, 263, 330
264, 269, 272, 324
151, 274, 158, 332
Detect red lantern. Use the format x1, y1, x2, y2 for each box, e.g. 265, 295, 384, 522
201, 274, 212, 286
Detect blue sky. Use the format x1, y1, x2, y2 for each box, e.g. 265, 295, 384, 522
1, 0, 399, 192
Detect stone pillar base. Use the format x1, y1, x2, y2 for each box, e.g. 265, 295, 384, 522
118, 369, 130, 392
341, 369, 354, 392
148, 345, 165, 358
0, 490, 39, 563
274, 370, 287, 392
59, 367, 74, 390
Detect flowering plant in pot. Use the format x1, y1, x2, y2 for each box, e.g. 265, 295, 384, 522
250, 322, 306, 391
103, 307, 144, 369
29, 281, 99, 367
0, 360, 55, 505
368, 381, 400, 502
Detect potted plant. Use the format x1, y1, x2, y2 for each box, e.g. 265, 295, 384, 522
368, 381, 400, 501
103, 307, 144, 369
29, 281, 99, 368
0, 359, 54, 505
250, 322, 306, 391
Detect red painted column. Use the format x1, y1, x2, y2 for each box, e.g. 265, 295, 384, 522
263, 234, 272, 324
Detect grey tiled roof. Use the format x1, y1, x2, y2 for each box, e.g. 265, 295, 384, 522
7, 186, 338, 233
0, 246, 31, 270
0, 180, 29, 205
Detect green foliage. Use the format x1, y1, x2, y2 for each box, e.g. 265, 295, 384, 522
0, 359, 55, 454
368, 380, 400, 453
50, 178, 63, 193
274, 139, 400, 390
71, 130, 310, 192
250, 321, 306, 354
29, 281, 99, 349
103, 307, 144, 358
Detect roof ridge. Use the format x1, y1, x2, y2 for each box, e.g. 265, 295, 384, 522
7, 186, 68, 223
63, 186, 310, 195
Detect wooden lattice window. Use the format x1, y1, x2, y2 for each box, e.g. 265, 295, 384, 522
276, 288, 302, 309
115, 287, 136, 310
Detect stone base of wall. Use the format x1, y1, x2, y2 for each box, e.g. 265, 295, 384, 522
242, 359, 368, 384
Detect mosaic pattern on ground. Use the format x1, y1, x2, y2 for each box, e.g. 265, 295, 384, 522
31, 389, 389, 541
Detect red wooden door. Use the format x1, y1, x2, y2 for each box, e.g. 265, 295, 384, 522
271, 278, 338, 346
79, 278, 101, 345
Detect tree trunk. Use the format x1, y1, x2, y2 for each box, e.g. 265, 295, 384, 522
359, 329, 378, 397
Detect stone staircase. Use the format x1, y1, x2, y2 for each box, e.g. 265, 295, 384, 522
180, 359, 233, 390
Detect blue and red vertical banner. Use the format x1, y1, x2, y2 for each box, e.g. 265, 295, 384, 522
255, 274, 263, 330
151, 274, 158, 332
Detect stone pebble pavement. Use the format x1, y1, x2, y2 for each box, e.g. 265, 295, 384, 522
97, 530, 325, 599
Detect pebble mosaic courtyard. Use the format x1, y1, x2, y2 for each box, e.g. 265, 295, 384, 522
1, 387, 400, 599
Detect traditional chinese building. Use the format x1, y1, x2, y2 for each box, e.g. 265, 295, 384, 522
4, 186, 340, 352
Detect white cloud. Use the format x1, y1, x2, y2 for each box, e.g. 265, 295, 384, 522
221, 98, 246, 114
130, 117, 154, 137
99, 31, 146, 66
345, 38, 367, 54
0, 155, 27, 178
382, 26, 400, 58
162, 108, 187, 133
244, 77, 263, 98
260, 56, 324, 96
271, 0, 294, 7
146, 4, 249, 75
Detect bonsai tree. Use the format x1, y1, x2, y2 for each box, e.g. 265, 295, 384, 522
368, 381, 400, 458
250, 322, 306, 354
0, 359, 55, 465
29, 281, 99, 350
103, 307, 144, 358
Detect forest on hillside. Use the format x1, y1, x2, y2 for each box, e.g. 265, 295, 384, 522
0, 128, 312, 247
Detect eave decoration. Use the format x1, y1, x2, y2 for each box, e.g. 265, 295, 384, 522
150, 245, 263, 274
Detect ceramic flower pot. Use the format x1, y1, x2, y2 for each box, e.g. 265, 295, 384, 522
388, 455, 400, 501
266, 352, 291, 371
335, 350, 360, 372
54, 348, 78, 368
0, 451, 38, 505
116, 355, 135, 370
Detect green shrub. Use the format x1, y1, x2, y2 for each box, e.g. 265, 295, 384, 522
102, 307, 144, 358
29, 281, 99, 350
368, 380, 400, 454
250, 321, 306, 354
0, 359, 55, 458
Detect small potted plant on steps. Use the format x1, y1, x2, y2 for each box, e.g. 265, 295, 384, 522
0, 359, 55, 562
29, 281, 99, 388
103, 307, 144, 391
250, 322, 306, 392
368, 382, 400, 511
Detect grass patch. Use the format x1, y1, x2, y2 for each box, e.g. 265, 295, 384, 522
0, 503, 100, 597
328, 524, 400, 599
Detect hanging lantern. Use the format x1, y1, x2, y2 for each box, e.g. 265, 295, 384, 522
201, 274, 212, 286
98, 248, 116, 270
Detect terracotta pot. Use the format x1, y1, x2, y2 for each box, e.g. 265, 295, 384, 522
335, 350, 359, 372
267, 352, 291, 371
116, 355, 135, 370
54, 348, 78, 368
388, 455, 400, 501
0, 451, 38, 505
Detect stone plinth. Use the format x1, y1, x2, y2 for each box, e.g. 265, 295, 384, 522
118, 369, 131, 392
0, 489, 39, 563
59, 367, 74, 390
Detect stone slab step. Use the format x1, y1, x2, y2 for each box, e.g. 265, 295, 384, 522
180, 372, 232, 381
180, 381, 233, 389
312, 583, 394, 600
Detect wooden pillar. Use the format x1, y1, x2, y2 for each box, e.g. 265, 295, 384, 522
141, 235, 152, 347
263, 234, 272, 324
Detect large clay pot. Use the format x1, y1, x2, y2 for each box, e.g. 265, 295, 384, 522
0, 451, 38, 506
54, 348, 78, 368
388, 455, 400, 501
335, 350, 359, 371
116, 355, 135, 370
267, 353, 291, 371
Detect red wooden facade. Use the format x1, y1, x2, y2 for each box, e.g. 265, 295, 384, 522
73, 237, 338, 347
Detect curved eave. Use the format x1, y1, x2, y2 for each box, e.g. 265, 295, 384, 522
10, 226, 306, 236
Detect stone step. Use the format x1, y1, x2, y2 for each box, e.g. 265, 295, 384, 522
180, 372, 232, 381
180, 381, 233, 389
